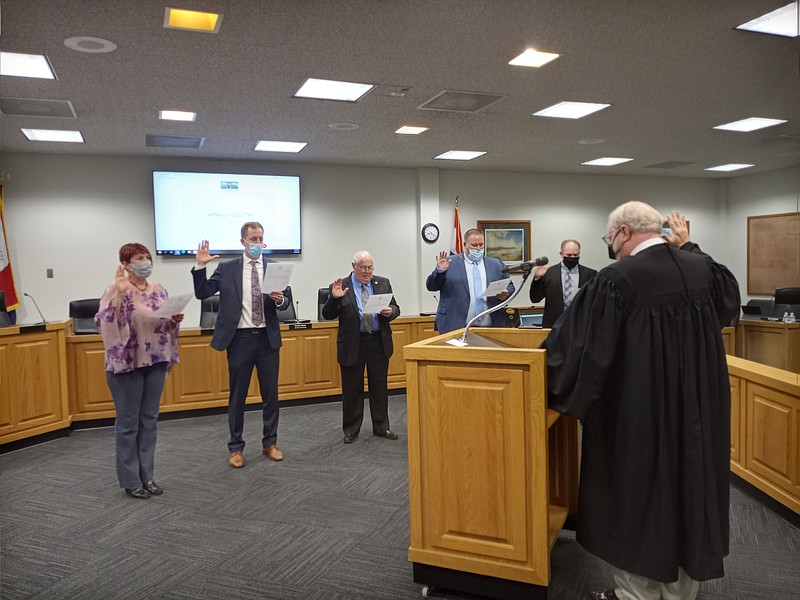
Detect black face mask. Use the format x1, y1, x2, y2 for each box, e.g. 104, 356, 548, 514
562, 256, 579, 269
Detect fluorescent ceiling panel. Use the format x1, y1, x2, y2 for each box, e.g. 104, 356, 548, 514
254, 141, 307, 153
159, 110, 197, 122
736, 3, 798, 38
582, 157, 633, 166
713, 117, 787, 132
704, 163, 754, 172
294, 78, 374, 102
395, 126, 429, 135
434, 151, 486, 161
508, 49, 560, 67
164, 8, 223, 32
21, 128, 83, 142
533, 101, 610, 119
0, 52, 56, 79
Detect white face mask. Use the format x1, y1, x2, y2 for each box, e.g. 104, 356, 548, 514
468, 249, 484, 262
130, 260, 152, 278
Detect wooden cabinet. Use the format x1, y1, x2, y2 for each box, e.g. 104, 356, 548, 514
736, 320, 800, 373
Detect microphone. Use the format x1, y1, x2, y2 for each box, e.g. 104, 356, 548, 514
502, 256, 549, 273
23, 292, 47, 324
433, 295, 439, 304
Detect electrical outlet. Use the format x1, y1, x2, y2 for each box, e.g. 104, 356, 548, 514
46, 268, 54, 278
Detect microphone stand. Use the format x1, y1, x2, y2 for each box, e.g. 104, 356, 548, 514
457, 267, 534, 345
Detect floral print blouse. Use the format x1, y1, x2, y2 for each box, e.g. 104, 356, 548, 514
94, 283, 180, 374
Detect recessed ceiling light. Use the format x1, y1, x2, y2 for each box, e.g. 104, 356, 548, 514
508, 48, 560, 67
294, 78, 374, 102
713, 117, 787, 132
328, 122, 360, 131
396, 126, 429, 135
533, 101, 610, 119
21, 128, 84, 143
581, 157, 633, 166
434, 151, 486, 161
64, 36, 117, 53
704, 163, 755, 172
159, 110, 197, 122
578, 138, 605, 145
164, 8, 223, 33
736, 3, 798, 38
0, 52, 56, 79
254, 141, 307, 153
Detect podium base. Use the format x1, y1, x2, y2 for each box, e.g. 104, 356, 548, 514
412, 563, 548, 600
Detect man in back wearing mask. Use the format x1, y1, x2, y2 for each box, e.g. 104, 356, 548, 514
426, 228, 514, 333
529, 239, 597, 328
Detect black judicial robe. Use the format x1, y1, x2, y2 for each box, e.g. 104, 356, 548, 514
542, 241, 740, 583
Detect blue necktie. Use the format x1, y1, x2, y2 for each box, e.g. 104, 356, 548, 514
563, 270, 575, 308
472, 261, 486, 319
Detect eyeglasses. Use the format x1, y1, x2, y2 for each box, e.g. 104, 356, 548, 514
355, 265, 374, 272
601, 228, 618, 246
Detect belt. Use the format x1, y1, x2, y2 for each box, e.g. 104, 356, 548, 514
237, 327, 267, 334
360, 331, 379, 338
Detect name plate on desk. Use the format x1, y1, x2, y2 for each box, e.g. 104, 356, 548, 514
18, 323, 47, 333
289, 321, 313, 330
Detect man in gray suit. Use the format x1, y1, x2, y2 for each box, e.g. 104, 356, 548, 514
322, 251, 401, 444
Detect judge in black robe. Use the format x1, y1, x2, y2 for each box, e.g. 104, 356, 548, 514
543, 203, 740, 599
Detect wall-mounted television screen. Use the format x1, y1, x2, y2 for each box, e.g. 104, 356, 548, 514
153, 170, 301, 256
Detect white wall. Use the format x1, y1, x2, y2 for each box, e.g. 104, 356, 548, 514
2, 152, 798, 323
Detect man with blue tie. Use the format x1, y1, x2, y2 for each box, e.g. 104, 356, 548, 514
426, 228, 514, 333
322, 251, 401, 444
529, 239, 597, 328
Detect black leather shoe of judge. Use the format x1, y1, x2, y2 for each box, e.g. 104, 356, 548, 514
588, 590, 619, 600
374, 430, 399, 440
143, 481, 163, 495
125, 487, 151, 499
343, 433, 358, 444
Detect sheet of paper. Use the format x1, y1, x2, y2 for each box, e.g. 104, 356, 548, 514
362, 293, 393, 313
150, 292, 194, 318
481, 278, 512, 298
261, 262, 293, 293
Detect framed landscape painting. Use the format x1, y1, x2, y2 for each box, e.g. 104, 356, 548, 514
477, 220, 531, 262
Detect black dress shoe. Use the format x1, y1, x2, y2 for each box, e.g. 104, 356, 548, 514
588, 590, 619, 600
343, 433, 358, 444
125, 487, 151, 499
143, 481, 163, 495
374, 430, 399, 440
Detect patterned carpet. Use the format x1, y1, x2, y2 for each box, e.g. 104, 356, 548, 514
1, 396, 798, 599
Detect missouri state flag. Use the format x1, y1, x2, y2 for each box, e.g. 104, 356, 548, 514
0, 186, 20, 311
450, 196, 463, 255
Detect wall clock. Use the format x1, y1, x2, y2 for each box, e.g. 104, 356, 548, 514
421, 222, 440, 243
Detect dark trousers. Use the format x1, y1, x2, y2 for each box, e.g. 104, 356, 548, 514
226, 329, 280, 452
339, 334, 390, 436
106, 362, 168, 489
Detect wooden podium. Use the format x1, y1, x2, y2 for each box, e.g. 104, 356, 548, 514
404, 327, 579, 599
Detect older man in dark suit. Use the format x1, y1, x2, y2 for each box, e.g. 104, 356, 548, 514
322, 250, 401, 444
192, 221, 289, 468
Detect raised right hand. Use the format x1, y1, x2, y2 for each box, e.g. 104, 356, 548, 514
196, 240, 220, 266
436, 251, 451, 270
331, 278, 349, 298
114, 264, 131, 294
533, 265, 547, 280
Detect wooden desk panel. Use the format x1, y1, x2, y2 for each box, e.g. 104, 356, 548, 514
736, 320, 800, 373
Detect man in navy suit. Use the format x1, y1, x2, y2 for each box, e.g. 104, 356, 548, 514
529, 239, 597, 328
322, 251, 401, 444
426, 228, 514, 333
192, 222, 289, 468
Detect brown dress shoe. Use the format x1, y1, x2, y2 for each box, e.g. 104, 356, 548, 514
263, 444, 284, 461
229, 451, 245, 468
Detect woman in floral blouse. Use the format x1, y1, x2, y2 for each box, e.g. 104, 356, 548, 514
95, 243, 183, 499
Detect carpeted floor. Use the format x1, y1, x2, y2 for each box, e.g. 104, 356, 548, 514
1, 396, 798, 599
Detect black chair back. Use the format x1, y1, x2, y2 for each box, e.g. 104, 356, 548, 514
775, 287, 800, 305
317, 287, 333, 321
278, 286, 297, 322
69, 298, 101, 334
200, 295, 220, 328
0, 290, 10, 328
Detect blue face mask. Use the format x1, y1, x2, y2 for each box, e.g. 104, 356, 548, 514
246, 242, 263, 258
468, 249, 484, 262
130, 260, 152, 278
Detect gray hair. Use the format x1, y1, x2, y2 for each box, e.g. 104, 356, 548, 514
352, 250, 373, 264
607, 201, 663, 234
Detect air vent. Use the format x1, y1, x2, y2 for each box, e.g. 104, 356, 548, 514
418, 90, 506, 113
644, 161, 694, 169
146, 134, 205, 148
0, 97, 76, 118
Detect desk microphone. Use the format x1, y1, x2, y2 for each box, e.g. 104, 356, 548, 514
23, 292, 47, 324
502, 256, 548, 273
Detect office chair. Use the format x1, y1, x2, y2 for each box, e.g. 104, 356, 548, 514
199, 295, 220, 328
277, 286, 297, 322
0, 291, 10, 328
775, 287, 800, 305
746, 298, 775, 317
69, 298, 101, 334
317, 287, 333, 321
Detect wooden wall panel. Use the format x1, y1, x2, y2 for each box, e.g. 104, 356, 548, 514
746, 383, 797, 490
730, 376, 743, 467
